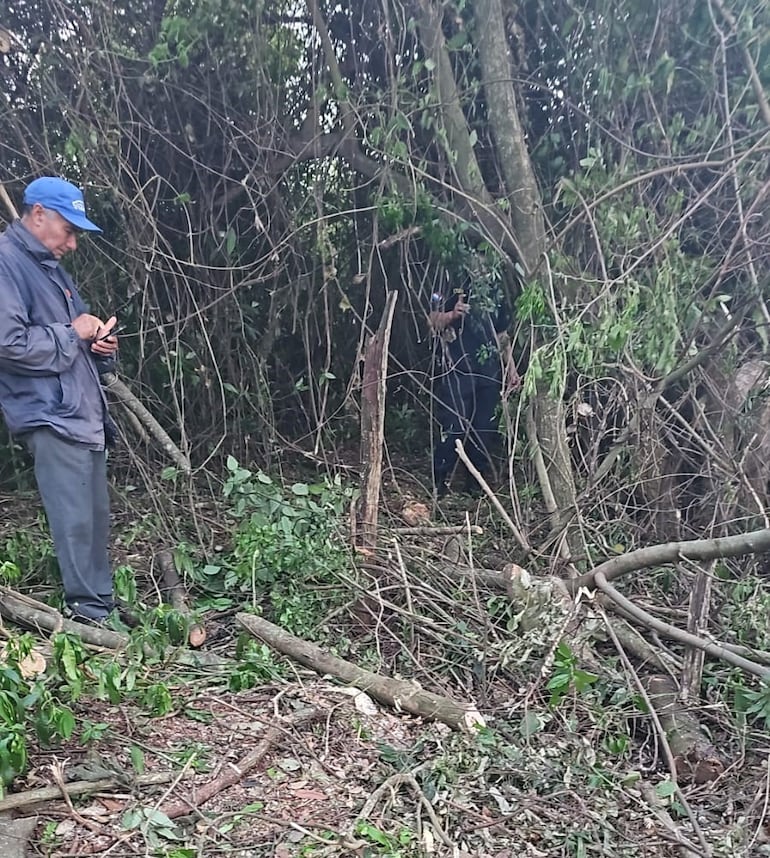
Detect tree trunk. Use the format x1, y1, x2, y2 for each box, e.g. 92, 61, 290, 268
358, 291, 398, 549
236, 612, 484, 731
644, 675, 724, 784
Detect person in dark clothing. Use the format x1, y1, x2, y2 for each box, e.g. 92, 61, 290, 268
428, 279, 519, 495
0, 177, 123, 624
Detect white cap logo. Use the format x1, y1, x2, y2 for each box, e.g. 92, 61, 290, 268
72, 200, 85, 212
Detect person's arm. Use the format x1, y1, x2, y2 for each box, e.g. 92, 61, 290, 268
0, 267, 109, 375
428, 298, 470, 333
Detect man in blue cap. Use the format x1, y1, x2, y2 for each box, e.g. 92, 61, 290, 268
0, 176, 125, 626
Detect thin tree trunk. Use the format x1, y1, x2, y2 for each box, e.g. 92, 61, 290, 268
358, 291, 398, 549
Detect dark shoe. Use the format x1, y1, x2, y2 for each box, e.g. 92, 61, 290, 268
112, 602, 141, 629
63, 607, 109, 628
435, 480, 451, 498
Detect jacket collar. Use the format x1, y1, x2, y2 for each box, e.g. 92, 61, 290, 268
6, 220, 59, 269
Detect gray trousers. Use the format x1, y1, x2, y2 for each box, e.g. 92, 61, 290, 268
26, 428, 112, 620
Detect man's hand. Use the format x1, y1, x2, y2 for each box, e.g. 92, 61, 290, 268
91, 315, 119, 356
452, 298, 470, 319
71, 313, 119, 356
71, 313, 109, 341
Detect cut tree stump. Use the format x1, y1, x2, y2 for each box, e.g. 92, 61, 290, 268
644, 675, 724, 784
681, 563, 712, 702
236, 612, 484, 731
156, 549, 206, 647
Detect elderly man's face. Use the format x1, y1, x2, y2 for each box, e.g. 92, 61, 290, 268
24, 204, 78, 258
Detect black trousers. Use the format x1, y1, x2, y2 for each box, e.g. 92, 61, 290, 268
432, 373, 500, 486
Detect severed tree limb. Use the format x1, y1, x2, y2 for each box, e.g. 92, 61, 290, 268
569, 527, 770, 592
0, 587, 227, 668
455, 440, 531, 553
0, 586, 129, 650
236, 612, 485, 731
156, 549, 206, 647
101, 373, 191, 475
0, 772, 173, 814
159, 706, 321, 820
435, 560, 770, 680
593, 572, 769, 679
357, 291, 398, 550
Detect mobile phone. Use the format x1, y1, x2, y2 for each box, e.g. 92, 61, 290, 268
97, 324, 124, 341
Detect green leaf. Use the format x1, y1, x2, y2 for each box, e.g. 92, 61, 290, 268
655, 779, 676, 798
291, 483, 309, 496
130, 745, 145, 774
519, 711, 544, 738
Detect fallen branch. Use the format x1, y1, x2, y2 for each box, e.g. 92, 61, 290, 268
101, 373, 191, 475
159, 706, 321, 819
594, 572, 769, 679
570, 527, 770, 592
0, 772, 173, 813
0, 587, 226, 668
156, 549, 206, 647
0, 587, 128, 650
236, 613, 485, 731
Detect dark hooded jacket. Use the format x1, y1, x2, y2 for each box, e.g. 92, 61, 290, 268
0, 220, 111, 447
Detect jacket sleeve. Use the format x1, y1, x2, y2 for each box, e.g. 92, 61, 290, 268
0, 264, 80, 376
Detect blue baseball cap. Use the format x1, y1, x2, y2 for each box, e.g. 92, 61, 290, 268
23, 177, 102, 233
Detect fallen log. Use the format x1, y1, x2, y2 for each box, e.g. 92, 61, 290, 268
0, 587, 226, 668
0, 772, 173, 814
0, 587, 128, 650
156, 550, 206, 648
236, 613, 485, 731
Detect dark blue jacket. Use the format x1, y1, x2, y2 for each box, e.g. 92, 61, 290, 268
0, 220, 111, 447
